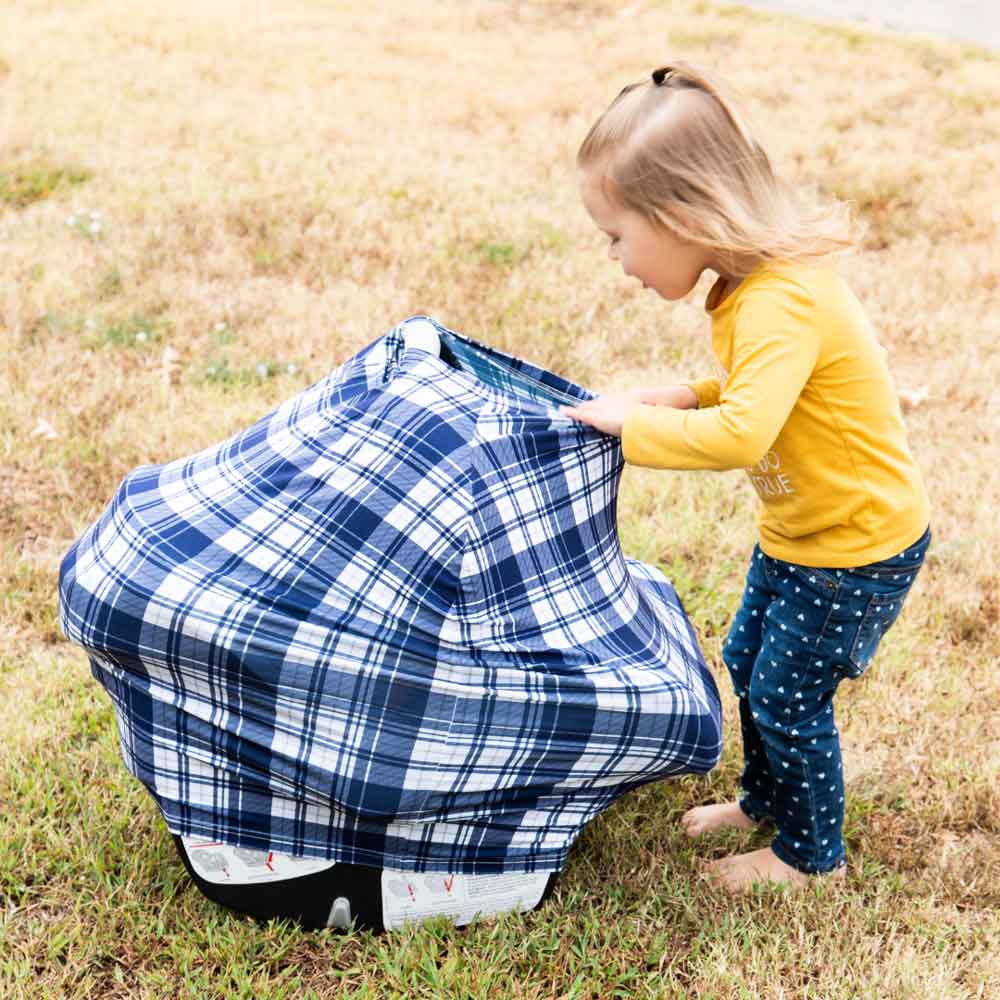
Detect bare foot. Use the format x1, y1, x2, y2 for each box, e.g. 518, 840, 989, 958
704, 846, 846, 894
681, 800, 758, 838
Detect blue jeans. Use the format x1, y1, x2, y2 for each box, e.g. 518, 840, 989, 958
721, 526, 931, 874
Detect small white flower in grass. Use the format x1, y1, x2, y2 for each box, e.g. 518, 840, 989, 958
66, 214, 76, 226
215, 322, 226, 332
84, 318, 96, 330
286, 363, 298, 375
207, 366, 217, 376
90, 221, 101, 234
256, 362, 269, 378
135, 331, 148, 343
30, 417, 58, 440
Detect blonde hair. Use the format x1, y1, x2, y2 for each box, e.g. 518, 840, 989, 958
577, 62, 861, 277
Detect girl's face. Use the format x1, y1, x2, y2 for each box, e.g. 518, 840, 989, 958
579, 166, 717, 301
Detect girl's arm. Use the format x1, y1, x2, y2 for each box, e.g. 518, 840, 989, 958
638, 384, 701, 409
560, 383, 700, 436
620, 287, 821, 470
685, 377, 721, 409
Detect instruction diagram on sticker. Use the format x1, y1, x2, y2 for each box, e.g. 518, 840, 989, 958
380, 869, 550, 930
181, 836, 335, 885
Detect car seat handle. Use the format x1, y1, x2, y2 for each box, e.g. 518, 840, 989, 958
403, 318, 440, 357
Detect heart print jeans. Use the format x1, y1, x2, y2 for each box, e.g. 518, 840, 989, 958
722, 525, 931, 874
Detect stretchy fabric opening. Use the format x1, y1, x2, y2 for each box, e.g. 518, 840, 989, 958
435, 328, 584, 409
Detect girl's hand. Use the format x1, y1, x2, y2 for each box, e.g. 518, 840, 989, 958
559, 385, 697, 438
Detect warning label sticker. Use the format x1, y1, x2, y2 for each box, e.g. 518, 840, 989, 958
381, 869, 550, 930
181, 836, 335, 885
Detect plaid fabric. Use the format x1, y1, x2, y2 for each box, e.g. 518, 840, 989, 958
58, 316, 722, 874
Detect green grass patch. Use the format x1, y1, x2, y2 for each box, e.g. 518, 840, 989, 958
0, 160, 91, 209
201, 357, 297, 388
98, 314, 167, 350
475, 241, 525, 267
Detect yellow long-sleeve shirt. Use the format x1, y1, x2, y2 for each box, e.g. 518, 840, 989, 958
621, 260, 931, 568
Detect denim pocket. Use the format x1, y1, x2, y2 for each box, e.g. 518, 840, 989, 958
846, 592, 908, 677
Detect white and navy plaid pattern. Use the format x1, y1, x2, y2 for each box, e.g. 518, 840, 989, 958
58, 316, 722, 873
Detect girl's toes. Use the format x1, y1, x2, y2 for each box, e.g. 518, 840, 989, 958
680, 809, 700, 836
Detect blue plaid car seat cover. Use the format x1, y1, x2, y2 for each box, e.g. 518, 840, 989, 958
58, 316, 722, 873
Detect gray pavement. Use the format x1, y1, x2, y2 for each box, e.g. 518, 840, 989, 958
736, 0, 1000, 52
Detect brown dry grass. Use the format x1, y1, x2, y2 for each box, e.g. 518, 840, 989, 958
1, 1, 999, 997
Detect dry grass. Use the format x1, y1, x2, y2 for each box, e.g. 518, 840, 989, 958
1, 1, 999, 997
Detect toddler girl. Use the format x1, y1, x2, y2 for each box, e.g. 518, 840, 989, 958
560, 62, 931, 891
